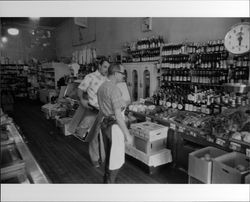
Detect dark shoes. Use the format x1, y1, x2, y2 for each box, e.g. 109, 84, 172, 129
92, 161, 101, 168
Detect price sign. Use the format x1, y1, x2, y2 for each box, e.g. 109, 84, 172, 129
216, 138, 226, 147
207, 136, 214, 143
170, 123, 176, 130
246, 148, 250, 158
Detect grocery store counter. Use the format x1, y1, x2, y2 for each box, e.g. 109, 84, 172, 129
6, 123, 50, 183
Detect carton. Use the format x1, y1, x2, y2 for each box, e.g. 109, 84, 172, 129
130, 122, 168, 141
212, 152, 250, 184
125, 144, 172, 167
245, 173, 250, 184
188, 146, 228, 183
56, 117, 72, 136
133, 136, 166, 154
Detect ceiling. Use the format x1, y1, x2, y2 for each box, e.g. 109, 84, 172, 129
1, 17, 69, 28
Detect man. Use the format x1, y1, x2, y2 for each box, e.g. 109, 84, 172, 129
97, 64, 133, 183
77, 59, 109, 167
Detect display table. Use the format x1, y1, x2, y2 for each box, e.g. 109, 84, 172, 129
3, 122, 50, 183
128, 106, 250, 171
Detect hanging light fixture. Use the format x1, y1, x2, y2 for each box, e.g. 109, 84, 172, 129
7, 28, 19, 36
1, 36, 8, 43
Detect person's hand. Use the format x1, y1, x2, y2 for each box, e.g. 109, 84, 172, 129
125, 134, 133, 145
80, 99, 92, 109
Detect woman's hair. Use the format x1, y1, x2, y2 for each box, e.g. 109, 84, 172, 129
108, 63, 121, 76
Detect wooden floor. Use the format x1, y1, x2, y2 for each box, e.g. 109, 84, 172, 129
12, 98, 188, 184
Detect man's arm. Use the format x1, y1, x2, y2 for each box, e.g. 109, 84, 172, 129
114, 107, 133, 145
78, 75, 92, 109
77, 88, 92, 109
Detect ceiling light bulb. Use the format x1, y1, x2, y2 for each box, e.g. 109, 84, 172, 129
7, 28, 19, 36
1, 37, 8, 43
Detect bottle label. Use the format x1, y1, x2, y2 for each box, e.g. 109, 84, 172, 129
216, 138, 226, 147
189, 104, 193, 111
178, 104, 183, 110
166, 102, 172, 107
172, 102, 177, 109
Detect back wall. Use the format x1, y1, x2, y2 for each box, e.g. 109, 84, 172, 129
55, 17, 242, 59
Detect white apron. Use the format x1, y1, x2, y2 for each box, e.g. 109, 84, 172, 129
108, 110, 126, 170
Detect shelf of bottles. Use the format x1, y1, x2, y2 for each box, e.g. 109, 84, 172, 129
191, 40, 229, 86
161, 43, 192, 86
229, 54, 250, 84
0, 65, 28, 97
157, 39, 250, 115
123, 36, 164, 63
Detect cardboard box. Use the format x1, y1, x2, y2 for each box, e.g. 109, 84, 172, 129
130, 122, 168, 141
125, 144, 172, 167
245, 173, 250, 184
41, 103, 57, 118
188, 146, 228, 183
50, 107, 67, 119
56, 117, 72, 136
188, 176, 203, 184
133, 135, 166, 154
212, 152, 250, 184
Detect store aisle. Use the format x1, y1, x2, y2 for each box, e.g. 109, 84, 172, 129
12, 99, 188, 184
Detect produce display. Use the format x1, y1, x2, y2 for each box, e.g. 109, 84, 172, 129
128, 102, 250, 148
200, 153, 212, 161
231, 131, 250, 143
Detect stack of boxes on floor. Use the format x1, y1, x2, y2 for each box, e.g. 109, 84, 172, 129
127, 121, 172, 172
41, 82, 80, 136
188, 146, 250, 184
